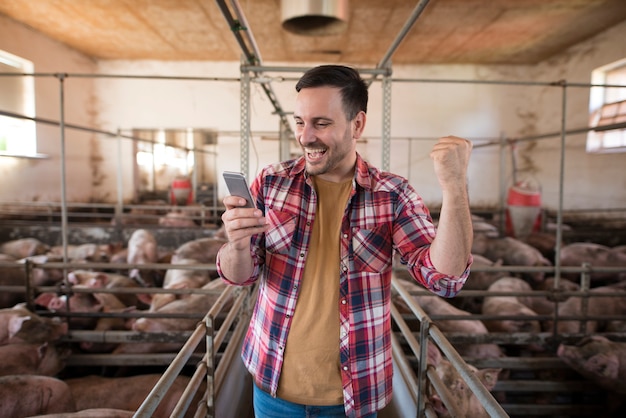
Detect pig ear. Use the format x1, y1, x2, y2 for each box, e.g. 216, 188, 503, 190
136, 293, 153, 306
477, 368, 501, 391
37, 342, 49, 359
585, 354, 619, 379
67, 272, 78, 284
8, 316, 30, 338
91, 273, 109, 288
34, 293, 54, 307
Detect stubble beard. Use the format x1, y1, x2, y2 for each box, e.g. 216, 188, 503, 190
303, 130, 353, 177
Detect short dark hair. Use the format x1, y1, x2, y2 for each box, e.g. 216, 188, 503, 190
295, 65, 368, 120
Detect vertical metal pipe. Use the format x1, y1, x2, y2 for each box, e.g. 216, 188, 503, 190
115, 129, 124, 223
190, 129, 198, 203
407, 138, 413, 183
549, 82, 569, 336
213, 147, 218, 220
56, 73, 72, 317
205, 315, 215, 418
381, 73, 392, 171
499, 133, 507, 236
554, 82, 567, 285
24, 259, 34, 310
279, 119, 291, 162
240, 65, 251, 178
417, 318, 430, 418
57, 73, 69, 264
151, 132, 157, 193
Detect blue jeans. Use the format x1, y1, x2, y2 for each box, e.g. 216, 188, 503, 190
253, 383, 377, 418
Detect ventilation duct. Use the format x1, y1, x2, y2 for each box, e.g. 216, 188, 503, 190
281, 0, 349, 36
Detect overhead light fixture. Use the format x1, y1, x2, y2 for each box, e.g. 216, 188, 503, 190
281, 0, 349, 36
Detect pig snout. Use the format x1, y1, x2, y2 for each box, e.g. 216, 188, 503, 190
132, 318, 155, 332
48, 295, 68, 311
67, 271, 79, 284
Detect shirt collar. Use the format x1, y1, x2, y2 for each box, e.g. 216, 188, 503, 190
289, 153, 373, 191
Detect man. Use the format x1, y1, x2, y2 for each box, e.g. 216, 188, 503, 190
217, 65, 473, 417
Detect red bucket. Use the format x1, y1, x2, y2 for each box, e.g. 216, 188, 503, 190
505, 182, 542, 238
170, 176, 193, 205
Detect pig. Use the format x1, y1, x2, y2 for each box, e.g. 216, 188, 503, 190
530, 277, 580, 316
521, 231, 560, 262
149, 258, 213, 311
557, 336, 626, 394
473, 235, 552, 283
426, 342, 501, 418
132, 279, 228, 332
482, 277, 542, 337
472, 218, 499, 238
0, 253, 15, 261
0, 237, 50, 259
67, 270, 145, 308
394, 279, 504, 359
213, 225, 227, 240
47, 243, 115, 262
64, 374, 203, 418
464, 254, 509, 291
0, 261, 27, 308
0, 303, 67, 345
19, 254, 66, 287
171, 236, 227, 271
127, 229, 160, 287
78, 305, 135, 353
0, 342, 71, 376
158, 211, 197, 227
0, 375, 76, 417
35, 287, 128, 330
2, 254, 66, 307
559, 242, 626, 283
112, 200, 168, 225
109, 247, 129, 265
548, 286, 626, 334
450, 254, 509, 313
114, 280, 230, 354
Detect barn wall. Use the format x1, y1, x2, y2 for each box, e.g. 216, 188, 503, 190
1, 15, 624, 212
0, 14, 98, 203
527, 20, 626, 212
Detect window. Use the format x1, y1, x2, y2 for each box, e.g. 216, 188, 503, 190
587, 59, 626, 153
133, 128, 196, 195
0, 50, 36, 156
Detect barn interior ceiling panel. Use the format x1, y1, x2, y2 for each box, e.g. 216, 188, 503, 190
0, 0, 625, 65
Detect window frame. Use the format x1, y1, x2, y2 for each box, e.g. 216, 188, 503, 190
0, 50, 38, 158
586, 59, 626, 154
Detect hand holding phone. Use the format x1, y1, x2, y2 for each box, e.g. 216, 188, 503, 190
223, 171, 255, 209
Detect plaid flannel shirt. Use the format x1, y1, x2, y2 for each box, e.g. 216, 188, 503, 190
217, 153, 471, 417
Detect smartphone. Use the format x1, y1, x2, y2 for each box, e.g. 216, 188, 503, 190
223, 171, 255, 208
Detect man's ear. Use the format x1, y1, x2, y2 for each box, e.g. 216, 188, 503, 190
352, 111, 366, 139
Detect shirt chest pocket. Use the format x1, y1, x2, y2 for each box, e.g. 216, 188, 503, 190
264, 209, 297, 255
352, 224, 392, 273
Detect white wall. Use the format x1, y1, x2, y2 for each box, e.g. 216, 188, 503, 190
1, 15, 625, 213
528, 21, 626, 212
0, 14, 97, 203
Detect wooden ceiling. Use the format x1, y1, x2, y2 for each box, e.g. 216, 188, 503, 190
1, 0, 625, 66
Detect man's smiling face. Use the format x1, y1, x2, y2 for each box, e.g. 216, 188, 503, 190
293, 86, 364, 183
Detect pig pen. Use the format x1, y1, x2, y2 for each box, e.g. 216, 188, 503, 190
0, 203, 257, 417
2, 204, 626, 417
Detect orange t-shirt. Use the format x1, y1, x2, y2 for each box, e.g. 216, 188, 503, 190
277, 176, 352, 405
